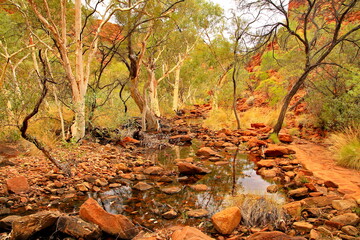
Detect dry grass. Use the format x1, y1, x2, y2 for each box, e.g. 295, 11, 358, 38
240, 107, 280, 129
225, 194, 287, 228
329, 124, 360, 170
202, 108, 238, 130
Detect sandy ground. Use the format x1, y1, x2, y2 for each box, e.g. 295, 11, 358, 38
291, 140, 360, 201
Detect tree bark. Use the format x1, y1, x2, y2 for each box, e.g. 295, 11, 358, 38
273, 72, 310, 134
172, 66, 180, 112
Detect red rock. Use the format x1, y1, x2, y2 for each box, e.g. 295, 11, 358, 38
161, 186, 181, 194
143, 166, 164, 175
176, 162, 210, 175
278, 133, 293, 143
133, 182, 152, 191
247, 231, 306, 240
169, 135, 192, 144
11, 211, 61, 239
79, 198, 138, 239
189, 184, 209, 191
264, 145, 296, 157
196, 147, 219, 158
304, 183, 317, 192
57, 215, 101, 239
324, 180, 339, 188
247, 138, 268, 148
282, 201, 302, 219
172, 226, 214, 240
256, 160, 276, 168
6, 176, 30, 194
122, 136, 140, 144
240, 130, 258, 136
211, 207, 241, 235
251, 123, 266, 128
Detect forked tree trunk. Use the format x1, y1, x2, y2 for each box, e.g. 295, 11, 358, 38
129, 79, 159, 131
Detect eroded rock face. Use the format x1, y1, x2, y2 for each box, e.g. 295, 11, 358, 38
10, 211, 61, 240
79, 198, 138, 239
246, 231, 306, 240
211, 207, 241, 235
172, 226, 214, 240
57, 215, 101, 240
6, 176, 30, 194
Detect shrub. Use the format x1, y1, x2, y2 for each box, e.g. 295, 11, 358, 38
329, 125, 360, 170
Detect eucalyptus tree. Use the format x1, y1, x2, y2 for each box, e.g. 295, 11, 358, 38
237, 0, 360, 134
11, 0, 144, 142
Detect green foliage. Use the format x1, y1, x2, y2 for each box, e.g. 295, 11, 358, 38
255, 77, 287, 106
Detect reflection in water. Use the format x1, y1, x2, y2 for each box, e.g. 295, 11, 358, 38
92, 142, 285, 229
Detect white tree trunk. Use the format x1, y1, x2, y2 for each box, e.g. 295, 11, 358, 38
172, 66, 180, 112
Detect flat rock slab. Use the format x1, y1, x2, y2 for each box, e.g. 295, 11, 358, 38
6, 176, 30, 194
172, 226, 214, 240
187, 209, 209, 218
57, 215, 101, 239
247, 231, 307, 240
11, 211, 61, 240
161, 186, 182, 194
133, 182, 153, 191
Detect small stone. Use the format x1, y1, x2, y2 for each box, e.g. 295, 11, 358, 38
258, 168, 278, 178
267, 185, 279, 193
187, 209, 209, 218
94, 178, 108, 187
189, 184, 209, 191
285, 171, 296, 178
172, 226, 214, 240
176, 162, 211, 175
324, 180, 339, 188
293, 221, 313, 232
264, 145, 295, 157
330, 213, 360, 226
161, 186, 181, 194
288, 187, 308, 198
211, 207, 241, 235
256, 160, 276, 168
76, 183, 89, 192
341, 226, 359, 236
6, 176, 30, 194
133, 182, 152, 191
196, 147, 219, 158
143, 166, 164, 175
332, 199, 358, 211
246, 231, 306, 240
278, 133, 293, 143
162, 209, 178, 220
283, 201, 302, 218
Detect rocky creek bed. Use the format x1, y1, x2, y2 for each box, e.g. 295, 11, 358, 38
0, 105, 359, 239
